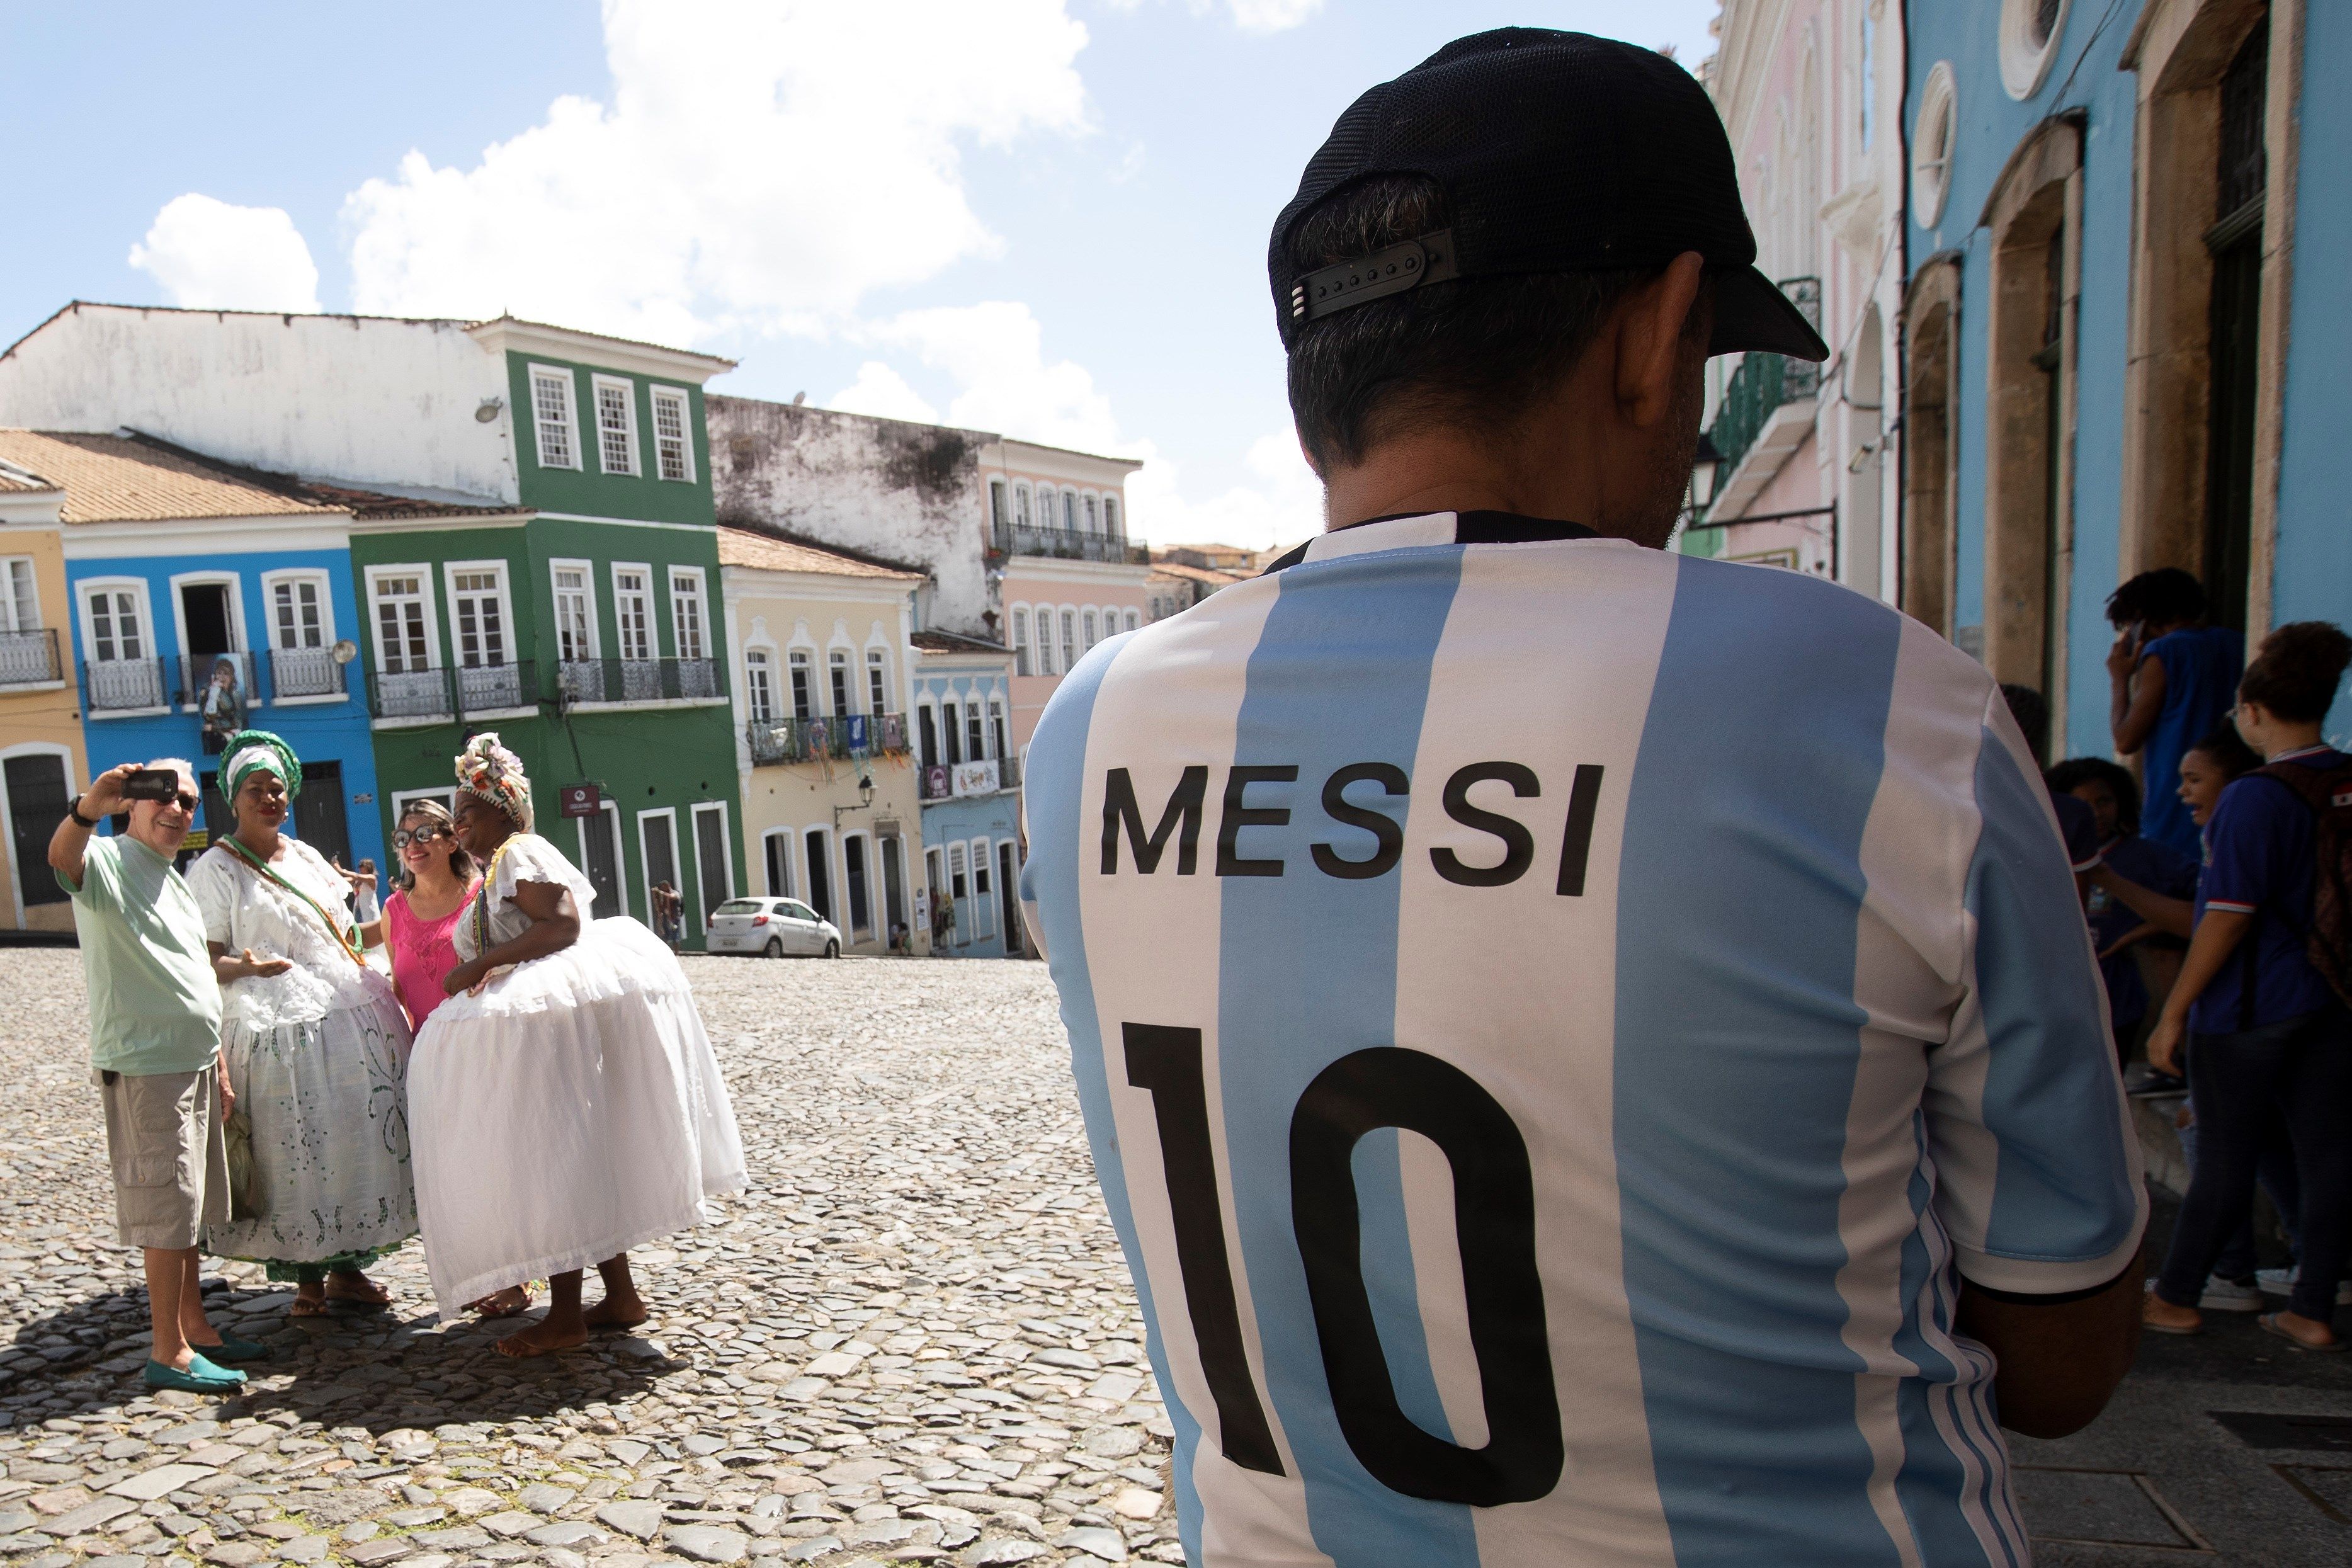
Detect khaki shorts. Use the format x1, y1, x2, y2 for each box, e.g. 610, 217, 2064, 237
98, 1064, 227, 1250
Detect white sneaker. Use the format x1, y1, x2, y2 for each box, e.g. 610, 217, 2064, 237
2254, 1267, 2352, 1305
2201, 1275, 2266, 1310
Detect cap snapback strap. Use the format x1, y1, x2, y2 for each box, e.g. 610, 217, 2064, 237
1289, 229, 1460, 327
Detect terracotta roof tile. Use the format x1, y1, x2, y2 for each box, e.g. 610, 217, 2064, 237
0, 430, 341, 523
910, 628, 1011, 655
718, 525, 924, 581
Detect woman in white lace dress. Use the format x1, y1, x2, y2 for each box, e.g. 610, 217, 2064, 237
409, 733, 745, 1355
185, 731, 416, 1315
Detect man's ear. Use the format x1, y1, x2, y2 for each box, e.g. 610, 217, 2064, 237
1613, 252, 1707, 429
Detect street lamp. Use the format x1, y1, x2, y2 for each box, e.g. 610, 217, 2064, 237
832, 772, 877, 827
1688, 432, 1724, 513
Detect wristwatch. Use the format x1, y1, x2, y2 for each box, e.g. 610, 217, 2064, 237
67, 794, 100, 829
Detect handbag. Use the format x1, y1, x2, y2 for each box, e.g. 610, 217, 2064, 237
223, 1108, 263, 1220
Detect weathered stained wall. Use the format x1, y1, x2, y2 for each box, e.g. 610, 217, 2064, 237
0, 305, 516, 503
707, 395, 995, 637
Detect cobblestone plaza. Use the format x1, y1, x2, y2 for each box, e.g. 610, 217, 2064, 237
0, 952, 1174, 1568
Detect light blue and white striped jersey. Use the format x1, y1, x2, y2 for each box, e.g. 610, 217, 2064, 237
1020, 512, 2145, 1568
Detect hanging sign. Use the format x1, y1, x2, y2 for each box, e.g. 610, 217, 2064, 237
560, 783, 602, 819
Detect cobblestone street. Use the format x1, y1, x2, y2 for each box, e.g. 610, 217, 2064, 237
0, 950, 1174, 1568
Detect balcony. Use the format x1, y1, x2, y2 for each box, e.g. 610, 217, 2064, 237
0, 628, 60, 687
919, 755, 1014, 800
560, 657, 722, 706
369, 661, 538, 723
745, 710, 912, 767
1698, 276, 1822, 525
992, 523, 1150, 566
82, 654, 174, 714
268, 645, 346, 700
455, 659, 535, 713
370, 666, 454, 722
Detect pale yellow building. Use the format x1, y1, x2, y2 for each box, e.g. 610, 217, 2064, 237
719, 526, 931, 956
0, 457, 89, 932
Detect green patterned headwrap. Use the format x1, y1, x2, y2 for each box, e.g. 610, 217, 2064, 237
222, 729, 302, 802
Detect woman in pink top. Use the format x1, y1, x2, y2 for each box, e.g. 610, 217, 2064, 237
359, 801, 526, 1318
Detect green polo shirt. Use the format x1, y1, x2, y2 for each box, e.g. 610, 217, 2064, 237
58, 832, 220, 1076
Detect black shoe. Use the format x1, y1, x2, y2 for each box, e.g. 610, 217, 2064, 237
2127, 1066, 2188, 1098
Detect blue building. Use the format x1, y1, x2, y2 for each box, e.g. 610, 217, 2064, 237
0, 431, 387, 870
1899, 0, 2350, 753
910, 629, 1024, 957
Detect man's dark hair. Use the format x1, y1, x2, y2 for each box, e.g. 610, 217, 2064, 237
2186, 720, 2263, 780
2105, 568, 2207, 628
1999, 683, 2051, 766
2241, 620, 2352, 723
1283, 176, 1696, 471
2047, 757, 2142, 836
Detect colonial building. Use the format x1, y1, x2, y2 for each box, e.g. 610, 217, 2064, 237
0, 304, 747, 941
1900, 0, 2346, 751
0, 454, 88, 932
718, 525, 927, 956
909, 628, 1023, 959
1146, 548, 1248, 622
0, 429, 383, 880
1686, 0, 1907, 591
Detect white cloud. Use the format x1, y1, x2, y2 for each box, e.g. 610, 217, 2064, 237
827, 361, 940, 424
1127, 428, 1322, 551
341, 0, 1090, 341
1222, 0, 1324, 33
128, 194, 321, 313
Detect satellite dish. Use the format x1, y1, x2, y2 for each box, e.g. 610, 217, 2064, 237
330, 639, 359, 665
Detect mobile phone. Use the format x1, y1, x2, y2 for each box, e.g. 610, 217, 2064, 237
122, 768, 180, 802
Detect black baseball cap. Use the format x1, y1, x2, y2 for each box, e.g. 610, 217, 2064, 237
1269, 28, 1829, 363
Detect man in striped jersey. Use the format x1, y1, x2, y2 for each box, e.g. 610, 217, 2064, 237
1021, 30, 2144, 1567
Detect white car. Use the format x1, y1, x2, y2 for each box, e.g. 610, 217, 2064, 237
705, 897, 842, 958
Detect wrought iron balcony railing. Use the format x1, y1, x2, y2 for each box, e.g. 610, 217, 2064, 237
1702, 276, 1822, 493
369, 660, 539, 722
746, 711, 911, 766
370, 665, 453, 722
268, 645, 345, 700
991, 523, 1150, 566
0, 628, 60, 687
455, 658, 535, 713
560, 657, 722, 705
83, 654, 174, 713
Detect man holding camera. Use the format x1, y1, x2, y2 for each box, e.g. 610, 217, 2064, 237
50, 759, 265, 1392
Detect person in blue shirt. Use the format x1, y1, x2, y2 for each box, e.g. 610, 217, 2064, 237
2049, 756, 2197, 1065
2108, 569, 2244, 861
2144, 622, 2352, 1349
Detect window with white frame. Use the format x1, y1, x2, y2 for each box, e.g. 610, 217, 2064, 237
84, 584, 145, 661
552, 564, 596, 662
988, 697, 1006, 760
448, 566, 509, 667
650, 386, 694, 482
989, 479, 1008, 531
371, 574, 430, 671
829, 649, 851, 714
789, 649, 813, 719
531, 366, 579, 470
745, 648, 775, 724
970, 839, 994, 938
1037, 485, 1057, 530
1060, 609, 1077, 673
1011, 608, 1032, 676
941, 699, 960, 764
2, 559, 39, 632
965, 704, 985, 762
1064, 491, 1079, 530
1014, 484, 1033, 528
1104, 496, 1120, 537
866, 648, 890, 714
1123, 607, 1139, 633
268, 574, 327, 649
669, 567, 707, 661
1082, 608, 1099, 650
613, 567, 652, 661
593, 375, 639, 475
1084, 494, 1099, 535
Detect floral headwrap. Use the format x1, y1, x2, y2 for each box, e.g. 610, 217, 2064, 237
222, 729, 301, 802
456, 731, 533, 832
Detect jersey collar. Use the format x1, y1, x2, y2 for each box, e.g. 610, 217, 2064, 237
1261, 510, 1601, 574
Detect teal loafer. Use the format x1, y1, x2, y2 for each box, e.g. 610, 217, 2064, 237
195, 1332, 270, 1363
144, 1353, 247, 1392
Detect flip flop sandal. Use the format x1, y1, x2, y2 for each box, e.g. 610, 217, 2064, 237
289, 1296, 332, 1319
2260, 1313, 2347, 1352
469, 1288, 535, 1319
324, 1285, 392, 1311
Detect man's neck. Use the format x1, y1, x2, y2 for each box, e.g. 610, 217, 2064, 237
2267, 726, 2329, 759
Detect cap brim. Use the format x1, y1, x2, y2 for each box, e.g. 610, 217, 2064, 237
1710, 266, 1830, 361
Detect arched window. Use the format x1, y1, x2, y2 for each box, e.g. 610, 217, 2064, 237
1082, 609, 1099, 649
1014, 484, 1033, 528
1037, 486, 1057, 530
788, 649, 813, 720
1123, 608, 1139, 633
1084, 495, 1099, 535
829, 648, 852, 714
1011, 608, 1033, 676
745, 648, 775, 724
866, 647, 890, 714
1064, 491, 1079, 531
1060, 609, 1078, 672
1103, 496, 1120, 538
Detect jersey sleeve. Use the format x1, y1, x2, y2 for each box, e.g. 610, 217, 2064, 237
1925, 693, 2147, 1294
2199, 776, 2292, 916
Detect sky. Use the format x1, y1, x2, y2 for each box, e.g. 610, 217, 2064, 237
1, 1, 1720, 550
